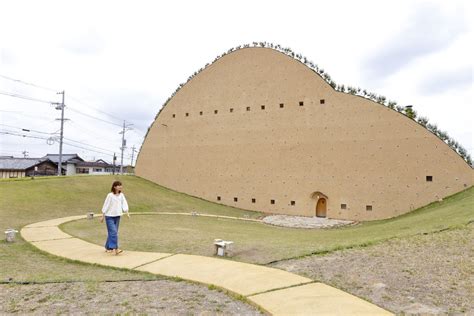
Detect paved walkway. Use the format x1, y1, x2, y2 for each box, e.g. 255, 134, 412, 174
21, 214, 392, 315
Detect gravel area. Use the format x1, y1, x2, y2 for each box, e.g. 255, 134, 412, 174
0, 280, 261, 315
271, 225, 474, 315
263, 214, 354, 228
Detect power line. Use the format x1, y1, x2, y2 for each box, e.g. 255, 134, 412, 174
0, 74, 58, 93
0, 130, 50, 141
0, 74, 146, 136
1, 127, 116, 154
0, 73, 147, 135
62, 137, 116, 154
68, 120, 122, 143
0, 90, 54, 104
67, 100, 146, 135
68, 107, 123, 127
68, 95, 125, 123
62, 141, 114, 157
0, 124, 57, 135
1, 122, 119, 155
0, 73, 124, 123
1, 131, 115, 158
0, 110, 56, 121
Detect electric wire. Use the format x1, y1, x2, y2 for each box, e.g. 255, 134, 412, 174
0, 124, 57, 135
0, 74, 145, 134
67, 120, 122, 146
1, 121, 126, 156
0, 131, 50, 141
62, 137, 116, 154
0, 74, 58, 93
61, 141, 115, 157
1, 131, 116, 157
0, 110, 56, 121
0, 90, 54, 104
67, 107, 123, 127
68, 95, 125, 123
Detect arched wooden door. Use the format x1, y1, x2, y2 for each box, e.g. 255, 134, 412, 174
316, 198, 327, 217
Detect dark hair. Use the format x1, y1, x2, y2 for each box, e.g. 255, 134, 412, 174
111, 181, 122, 194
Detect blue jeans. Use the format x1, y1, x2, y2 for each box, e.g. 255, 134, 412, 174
105, 216, 121, 250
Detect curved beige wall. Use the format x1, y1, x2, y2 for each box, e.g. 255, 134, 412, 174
136, 48, 472, 221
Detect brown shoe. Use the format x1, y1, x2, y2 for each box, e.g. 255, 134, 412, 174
115, 249, 123, 255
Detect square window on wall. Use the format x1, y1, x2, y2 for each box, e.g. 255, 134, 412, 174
426, 176, 433, 182
234, 197, 238, 202
341, 204, 347, 210
291, 201, 295, 206
252, 198, 256, 203
366, 205, 372, 211
270, 199, 275, 205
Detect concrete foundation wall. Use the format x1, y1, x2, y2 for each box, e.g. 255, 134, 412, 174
136, 48, 472, 221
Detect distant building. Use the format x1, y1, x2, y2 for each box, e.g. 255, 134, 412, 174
43, 154, 84, 175
43, 154, 119, 175
74, 159, 120, 175
0, 154, 122, 178
0, 157, 59, 178
122, 165, 135, 174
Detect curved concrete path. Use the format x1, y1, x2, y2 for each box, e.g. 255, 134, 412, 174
21, 214, 392, 315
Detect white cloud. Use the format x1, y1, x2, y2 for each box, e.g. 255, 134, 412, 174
0, 0, 472, 163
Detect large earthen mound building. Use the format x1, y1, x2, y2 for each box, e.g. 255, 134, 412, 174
136, 47, 472, 221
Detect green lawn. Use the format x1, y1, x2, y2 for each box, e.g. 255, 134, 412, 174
0, 175, 261, 282
63, 186, 474, 264
1, 175, 472, 281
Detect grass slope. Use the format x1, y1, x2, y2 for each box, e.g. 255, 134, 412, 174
1, 175, 472, 280
0, 175, 259, 282
64, 186, 474, 264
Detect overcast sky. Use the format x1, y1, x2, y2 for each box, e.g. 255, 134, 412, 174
0, 0, 472, 165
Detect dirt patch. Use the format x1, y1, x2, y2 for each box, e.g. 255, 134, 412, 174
263, 215, 354, 229
271, 225, 474, 315
0, 280, 261, 315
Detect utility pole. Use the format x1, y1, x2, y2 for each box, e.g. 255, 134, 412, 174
119, 120, 133, 175
54, 91, 66, 176
112, 153, 116, 175
130, 145, 138, 167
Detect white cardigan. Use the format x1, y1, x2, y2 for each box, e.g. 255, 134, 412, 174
102, 192, 129, 217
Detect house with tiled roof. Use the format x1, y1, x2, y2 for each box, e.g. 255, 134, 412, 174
0, 157, 59, 178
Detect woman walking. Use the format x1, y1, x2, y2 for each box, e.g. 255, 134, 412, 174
101, 180, 130, 255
